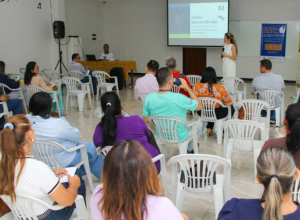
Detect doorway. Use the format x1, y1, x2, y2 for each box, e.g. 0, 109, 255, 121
183, 48, 206, 76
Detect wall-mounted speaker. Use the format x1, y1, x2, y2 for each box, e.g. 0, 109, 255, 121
53, 21, 65, 39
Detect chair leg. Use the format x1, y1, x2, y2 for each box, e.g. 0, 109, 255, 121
216, 120, 223, 145
253, 146, 261, 183
275, 108, 280, 127
178, 142, 188, 155
77, 94, 85, 111
96, 86, 100, 101
213, 175, 224, 220
175, 182, 185, 211
87, 91, 93, 109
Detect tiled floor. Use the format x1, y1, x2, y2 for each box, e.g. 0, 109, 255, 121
63, 78, 297, 220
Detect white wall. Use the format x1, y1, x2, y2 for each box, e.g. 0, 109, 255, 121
103, 0, 300, 80
0, 0, 65, 74
65, 0, 105, 61
104, 0, 182, 72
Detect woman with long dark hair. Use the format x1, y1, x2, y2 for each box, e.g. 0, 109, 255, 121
93, 92, 160, 171
218, 147, 300, 220
90, 140, 192, 220
221, 32, 238, 77
24, 61, 66, 116
193, 67, 234, 135
261, 103, 300, 169
0, 115, 82, 220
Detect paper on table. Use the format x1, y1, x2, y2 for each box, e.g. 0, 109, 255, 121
59, 167, 77, 183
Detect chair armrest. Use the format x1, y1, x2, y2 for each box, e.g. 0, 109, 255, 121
186, 121, 197, 128
62, 144, 85, 153
75, 195, 88, 220
110, 76, 117, 82
17, 194, 65, 211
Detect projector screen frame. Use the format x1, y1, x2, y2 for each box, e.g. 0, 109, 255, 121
167, 0, 230, 48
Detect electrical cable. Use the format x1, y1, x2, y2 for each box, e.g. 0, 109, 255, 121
77, 38, 86, 60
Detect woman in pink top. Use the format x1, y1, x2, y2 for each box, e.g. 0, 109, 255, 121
90, 140, 192, 220
24, 62, 66, 116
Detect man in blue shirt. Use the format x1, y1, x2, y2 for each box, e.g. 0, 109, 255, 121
143, 67, 202, 153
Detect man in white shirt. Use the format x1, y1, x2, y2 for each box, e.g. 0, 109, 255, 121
134, 60, 159, 103
69, 53, 97, 95
99, 44, 114, 61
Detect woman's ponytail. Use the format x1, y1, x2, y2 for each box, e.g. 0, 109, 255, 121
0, 115, 31, 202
99, 92, 122, 147
257, 147, 296, 220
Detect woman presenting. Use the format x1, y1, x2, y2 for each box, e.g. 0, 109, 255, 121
221, 33, 238, 77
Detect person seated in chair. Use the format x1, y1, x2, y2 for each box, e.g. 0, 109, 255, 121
0, 61, 29, 107
90, 140, 193, 220
143, 67, 202, 154
0, 115, 85, 220
69, 53, 97, 95
27, 92, 104, 180
193, 67, 234, 136
24, 61, 66, 116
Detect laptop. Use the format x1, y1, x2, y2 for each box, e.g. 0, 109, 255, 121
86, 54, 99, 61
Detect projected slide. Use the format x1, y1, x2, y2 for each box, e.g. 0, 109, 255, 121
168, 0, 229, 47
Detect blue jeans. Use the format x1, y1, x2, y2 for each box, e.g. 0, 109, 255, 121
187, 120, 202, 152
81, 69, 97, 95
0, 98, 23, 129
41, 204, 75, 220
261, 109, 275, 119
67, 141, 104, 180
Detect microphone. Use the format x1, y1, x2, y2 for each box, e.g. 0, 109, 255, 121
221, 47, 225, 59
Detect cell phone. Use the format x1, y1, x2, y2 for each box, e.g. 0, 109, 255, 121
16, 76, 20, 81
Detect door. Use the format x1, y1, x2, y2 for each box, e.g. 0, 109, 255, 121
183, 48, 206, 76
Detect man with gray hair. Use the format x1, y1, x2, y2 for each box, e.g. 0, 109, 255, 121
166, 56, 191, 97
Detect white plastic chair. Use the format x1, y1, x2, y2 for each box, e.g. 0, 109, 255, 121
220, 77, 247, 103
31, 140, 94, 192
19, 68, 25, 74
152, 154, 167, 189
94, 107, 129, 119
0, 83, 28, 114
254, 90, 284, 127
149, 116, 198, 154
222, 119, 267, 182
0, 212, 13, 220
187, 75, 202, 87
198, 97, 232, 145
62, 77, 92, 112
92, 71, 119, 100
69, 70, 94, 96
0, 194, 87, 220
26, 84, 61, 117
171, 85, 180, 93
7, 73, 23, 81
0, 102, 12, 120
168, 154, 231, 220
234, 99, 271, 139
137, 93, 149, 106
293, 174, 300, 202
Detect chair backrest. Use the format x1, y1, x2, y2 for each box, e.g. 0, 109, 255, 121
30, 140, 67, 170
25, 84, 46, 99
293, 175, 300, 202
198, 97, 226, 121
222, 119, 267, 156
168, 154, 231, 194
187, 75, 202, 86
171, 85, 180, 93
1, 194, 62, 220
234, 99, 270, 125
19, 68, 26, 74
93, 71, 110, 84
8, 73, 23, 81
152, 154, 167, 189
69, 70, 85, 79
137, 93, 149, 105
149, 116, 187, 144
220, 77, 245, 93
254, 90, 282, 109
94, 107, 129, 119
62, 77, 82, 92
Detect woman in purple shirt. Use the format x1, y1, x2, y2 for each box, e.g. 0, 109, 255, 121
93, 92, 160, 171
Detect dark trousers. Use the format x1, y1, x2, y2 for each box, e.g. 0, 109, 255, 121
147, 130, 161, 154
0, 99, 23, 129
41, 169, 86, 220
197, 105, 235, 129
81, 69, 97, 95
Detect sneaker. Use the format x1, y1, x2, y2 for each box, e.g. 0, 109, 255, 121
187, 149, 194, 154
